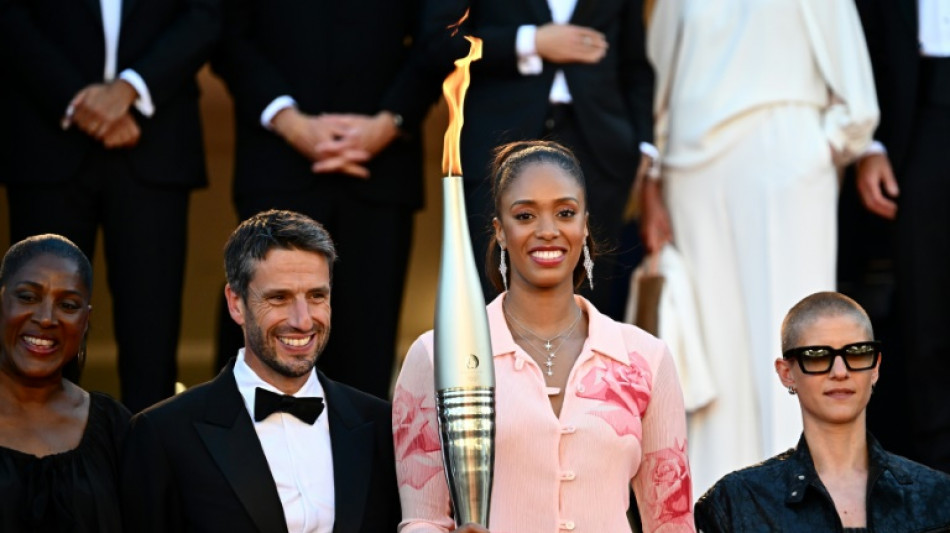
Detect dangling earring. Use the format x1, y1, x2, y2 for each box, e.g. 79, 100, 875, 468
499, 247, 508, 292
787, 386, 797, 396
583, 242, 594, 290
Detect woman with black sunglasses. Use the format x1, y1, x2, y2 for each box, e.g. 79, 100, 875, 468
694, 291, 950, 532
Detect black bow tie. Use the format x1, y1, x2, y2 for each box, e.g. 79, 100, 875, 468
254, 387, 324, 425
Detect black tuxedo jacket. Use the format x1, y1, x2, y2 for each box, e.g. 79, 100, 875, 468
210, 0, 438, 210
120, 362, 400, 533
423, 0, 654, 184
0, 0, 218, 188
855, 0, 922, 172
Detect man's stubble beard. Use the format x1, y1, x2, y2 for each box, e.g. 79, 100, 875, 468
243, 309, 331, 378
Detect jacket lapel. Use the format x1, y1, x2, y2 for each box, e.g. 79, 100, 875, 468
570, 0, 597, 26
83, 0, 102, 23
898, 0, 917, 36
121, 0, 139, 24
195, 364, 288, 533
321, 373, 375, 533
525, 0, 553, 24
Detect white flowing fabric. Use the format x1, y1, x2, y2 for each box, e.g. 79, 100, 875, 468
647, 0, 879, 498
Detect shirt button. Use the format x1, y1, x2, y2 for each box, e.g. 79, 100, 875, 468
514, 358, 525, 370
797, 475, 805, 480
559, 520, 575, 530
576, 384, 586, 393
560, 471, 576, 480
791, 491, 798, 497
545, 118, 556, 130
560, 425, 576, 434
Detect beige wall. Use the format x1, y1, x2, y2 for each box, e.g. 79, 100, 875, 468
0, 67, 447, 395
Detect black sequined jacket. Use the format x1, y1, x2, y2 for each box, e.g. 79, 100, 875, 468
694, 433, 950, 532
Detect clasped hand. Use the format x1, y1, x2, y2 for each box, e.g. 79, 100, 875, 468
66, 80, 141, 149
536, 23, 608, 64
272, 108, 399, 179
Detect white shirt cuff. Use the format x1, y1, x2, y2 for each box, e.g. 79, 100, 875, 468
261, 96, 297, 130
119, 69, 154, 118
639, 142, 659, 160
516, 25, 543, 76
862, 140, 887, 157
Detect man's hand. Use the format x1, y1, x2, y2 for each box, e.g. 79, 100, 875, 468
313, 111, 399, 177
535, 24, 607, 64
639, 178, 673, 253
856, 153, 899, 220
101, 113, 141, 149
70, 80, 138, 140
271, 107, 371, 178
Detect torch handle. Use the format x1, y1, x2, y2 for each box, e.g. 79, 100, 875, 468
436, 387, 495, 527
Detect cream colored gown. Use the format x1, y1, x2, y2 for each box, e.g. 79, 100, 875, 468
647, 0, 879, 498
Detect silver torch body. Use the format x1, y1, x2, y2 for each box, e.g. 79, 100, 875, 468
434, 175, 496, 527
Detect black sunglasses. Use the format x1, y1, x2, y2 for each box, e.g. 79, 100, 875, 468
782, 341, 882, 375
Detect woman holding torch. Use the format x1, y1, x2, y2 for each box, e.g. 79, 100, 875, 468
393, 140, 694, 533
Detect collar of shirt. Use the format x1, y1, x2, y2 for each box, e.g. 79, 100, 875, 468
487, 293, 631, 367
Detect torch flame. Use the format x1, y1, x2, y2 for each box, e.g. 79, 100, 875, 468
442, 35, 482, 177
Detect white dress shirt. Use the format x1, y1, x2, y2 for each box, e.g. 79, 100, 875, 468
98, 0, 154, 116
919, 0, 950, 57
234, 349, 335, 533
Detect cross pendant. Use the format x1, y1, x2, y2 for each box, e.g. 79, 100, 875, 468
544, 340, 553, 351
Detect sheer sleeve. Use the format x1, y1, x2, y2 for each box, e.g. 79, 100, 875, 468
392, 333, 455, 533
632, 347, 695, 532
800, 0, 879, 163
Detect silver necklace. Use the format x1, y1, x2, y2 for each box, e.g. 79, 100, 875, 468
504, 305, 582, 377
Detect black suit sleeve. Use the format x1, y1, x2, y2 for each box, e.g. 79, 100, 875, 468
418, 0, 526, 82
210, 0, 297, 127
0, 0, 89, 121
377, 0, 445, 132
125, 0, 222, 108
854, 0, 885, 143
618, 0, 654, 146
120, 412, 184, 533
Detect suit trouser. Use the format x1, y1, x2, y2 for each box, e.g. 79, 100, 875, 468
6, 149, 189, 413
226, 184, 413, 400
896, 100, 950, 473
463, 104, 635, 319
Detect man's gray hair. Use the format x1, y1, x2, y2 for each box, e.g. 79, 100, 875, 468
224, 209, 337, 300
781, 291, 874, 353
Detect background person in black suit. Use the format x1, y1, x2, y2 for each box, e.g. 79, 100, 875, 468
209, 0, 440, 399
121, 210, 399, 533
854, 0, 950, 474
423, 0, 655, 319
0, 0, 220, 413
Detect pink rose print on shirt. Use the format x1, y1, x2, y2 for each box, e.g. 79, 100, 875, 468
641, 439, 692, 527
576, 352, 653, 437
392, 384, 443, 489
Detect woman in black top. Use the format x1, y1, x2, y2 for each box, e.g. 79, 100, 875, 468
0, 234, 129, 532
695, 292, 950, 532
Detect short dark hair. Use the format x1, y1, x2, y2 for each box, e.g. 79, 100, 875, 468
781, 291, 874, 353
224, 210, 337, 300
484, 140, 597, 292
0, 234, 93, 295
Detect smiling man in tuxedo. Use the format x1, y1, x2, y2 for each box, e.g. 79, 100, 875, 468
121, 209, 399, 533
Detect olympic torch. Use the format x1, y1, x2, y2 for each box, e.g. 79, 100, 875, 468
434, 34, 495, 527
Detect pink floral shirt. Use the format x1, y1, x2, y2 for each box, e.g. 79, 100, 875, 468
392, 295, 695, 533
